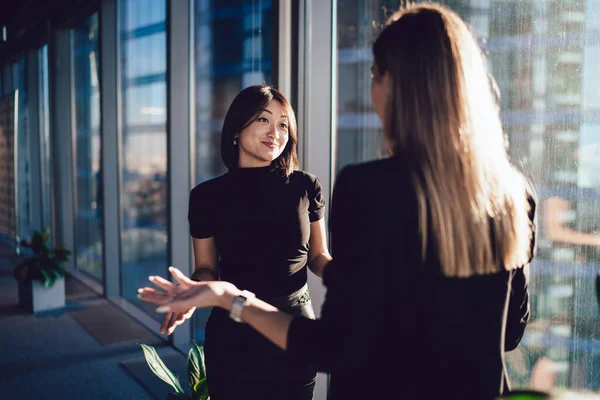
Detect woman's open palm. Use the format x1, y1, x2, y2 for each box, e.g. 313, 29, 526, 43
143, 266, 196, 335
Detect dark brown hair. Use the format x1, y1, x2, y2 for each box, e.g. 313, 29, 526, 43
221, 85, 299, 177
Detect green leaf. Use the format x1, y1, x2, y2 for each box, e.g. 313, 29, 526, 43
42, 228, 50, 244
41, 269, 55, 288
51, 269, 63, 280
187, 348, 201, 392
187, 343, 207, 391
192, 378, 209, 400
193, 344, 207, 379
140, 344, 185, 394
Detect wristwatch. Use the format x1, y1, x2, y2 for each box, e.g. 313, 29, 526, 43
229, 290, 255, 323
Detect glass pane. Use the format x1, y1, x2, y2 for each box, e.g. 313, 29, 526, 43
72, 14, 103, 282
120, 0, 168, 317
336, 0, 600, 392
192, 0, 274, 341
13, 58, 31, 247
38, 45, 52, 236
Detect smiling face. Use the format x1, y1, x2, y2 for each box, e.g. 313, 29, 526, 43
236, 100, 290, 168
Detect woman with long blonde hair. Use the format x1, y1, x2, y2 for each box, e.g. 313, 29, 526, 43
138, 3, 536, 399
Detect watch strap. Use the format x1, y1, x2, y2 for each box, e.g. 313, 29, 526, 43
229, 290, 255, 323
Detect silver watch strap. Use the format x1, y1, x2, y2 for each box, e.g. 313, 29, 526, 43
229, 290, 255, 323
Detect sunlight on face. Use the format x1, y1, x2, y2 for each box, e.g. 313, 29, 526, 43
236, 101, 290, 168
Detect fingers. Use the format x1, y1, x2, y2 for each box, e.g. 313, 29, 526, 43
169, 266, 194, 286
162, 307, 196, 335
160, 312, 175, 334
182, 307, 196, 319
149, 275, 177, 292
137, 288, 174, 305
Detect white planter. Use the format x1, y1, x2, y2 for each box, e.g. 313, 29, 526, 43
18, 277, 65, 313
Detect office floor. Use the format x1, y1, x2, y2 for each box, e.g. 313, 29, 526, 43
0, 245, 187, 400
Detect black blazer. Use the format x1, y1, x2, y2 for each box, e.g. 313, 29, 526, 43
287, 156, 536, 400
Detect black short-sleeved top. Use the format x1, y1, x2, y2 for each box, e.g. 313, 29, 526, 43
188, 166, 324, 297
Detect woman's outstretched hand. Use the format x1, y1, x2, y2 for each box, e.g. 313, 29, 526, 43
141, 267, 197, 335
138, 267, 237, 320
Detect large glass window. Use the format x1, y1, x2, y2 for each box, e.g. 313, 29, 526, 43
119, 0, 168, 317
192, 0, 274, 340
336, 0, 600, 391
72, 14, 103, 282
13, 58, 30, 247
38, 45, 52, 233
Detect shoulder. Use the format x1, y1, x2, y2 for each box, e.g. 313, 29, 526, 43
336, 156, 412, 189
190, 174, 228, 198
289, 170, 322, 188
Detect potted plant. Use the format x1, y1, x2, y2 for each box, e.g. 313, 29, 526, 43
12, 228, 71, 313
140, 343, 210, 400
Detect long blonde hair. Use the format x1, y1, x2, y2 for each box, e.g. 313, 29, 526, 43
373, 3, 533, 277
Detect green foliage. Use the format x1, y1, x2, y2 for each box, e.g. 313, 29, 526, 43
12, 228, 71, 288
140, 343, 210, 400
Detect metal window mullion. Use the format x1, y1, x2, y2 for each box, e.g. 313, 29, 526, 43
100, 0, 121, 298
277, 0, 292, 101
27, 50, 43, 233
298, 1, 336, 399
168, 0, 193, 349
51, 29, 76, 266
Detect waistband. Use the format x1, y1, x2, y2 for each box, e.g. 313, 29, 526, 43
261, 283, 310, 310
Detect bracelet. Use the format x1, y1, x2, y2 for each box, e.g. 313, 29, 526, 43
229, 290, 255, 323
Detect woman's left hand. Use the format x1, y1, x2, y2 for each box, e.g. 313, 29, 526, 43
138, 267, 237, 314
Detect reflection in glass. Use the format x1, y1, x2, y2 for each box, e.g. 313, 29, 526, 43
38, 45, 52, 238
120, 0, 168, 317
193, 0, 273, 340
336, 0, 600, 391
13, 58, 30, 247
72, 14, 103, 282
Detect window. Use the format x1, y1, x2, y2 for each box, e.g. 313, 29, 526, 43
38, 45, 52, 238
119, 0, 168, 317
336, 0, 600, 391
12, 58, 30, 247
71, 14, 103, 281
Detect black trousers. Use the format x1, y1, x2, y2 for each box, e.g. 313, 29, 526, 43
204, 284, 317, 400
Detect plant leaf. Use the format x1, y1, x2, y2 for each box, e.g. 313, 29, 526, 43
140, 344, 185, 394
51, 269, 63, 280
42, 228, 50, 244
192, 378, 209, 400
30, 231, 45, 255
193, 344, 207, 379
13, 263, 29, 282
41, 269, 55, 288
187, 347, 201, 392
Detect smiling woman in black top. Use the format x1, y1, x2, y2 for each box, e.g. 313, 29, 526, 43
149, 85, 331, 400
139, 4, 537, 399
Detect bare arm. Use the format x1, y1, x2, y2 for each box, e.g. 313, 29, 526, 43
140, 270, 294, 350
307, 218, 332, 278
190, 237, 219, 281
544, 197, 600, 247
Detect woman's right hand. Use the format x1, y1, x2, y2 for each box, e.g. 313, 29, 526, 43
145, 268, 197, 335
139, 267, 239, 315
161, 308, 195, 335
